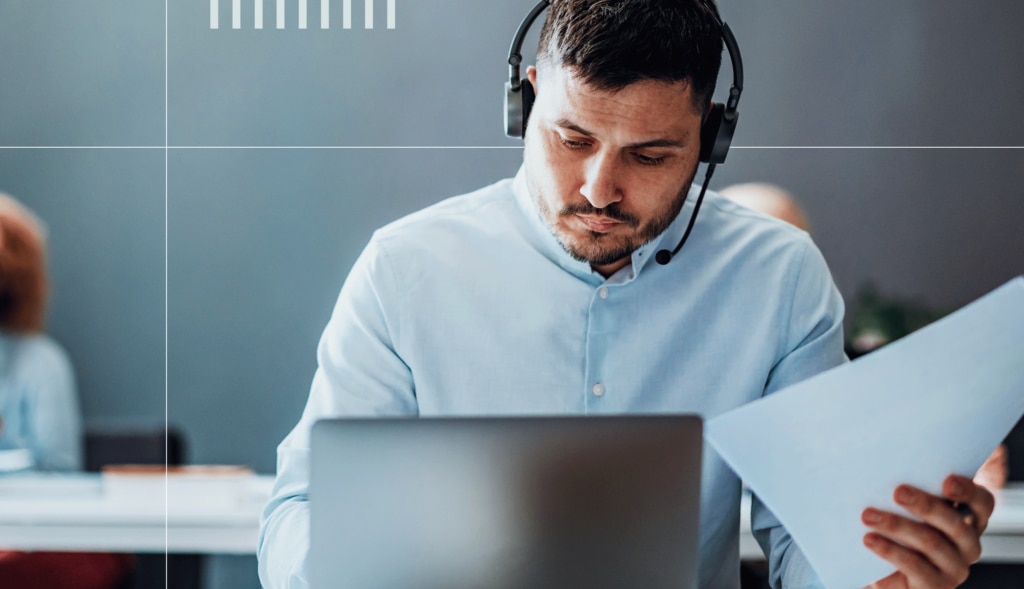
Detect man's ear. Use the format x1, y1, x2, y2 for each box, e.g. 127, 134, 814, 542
704, 100, 716, 121
526, 66, 538, 95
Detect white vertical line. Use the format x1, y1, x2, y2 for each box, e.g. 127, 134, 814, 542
210, 0, 219, 28
387, 0, 395, 29
255, 0, 263, 28
163, 0, 170, 574
277, 0, 285, 28
343, 0, 351, 29
321, 0, 329, 29
299, 0, 307, 28
232, 0, 241, 29
365, 0, 373, 29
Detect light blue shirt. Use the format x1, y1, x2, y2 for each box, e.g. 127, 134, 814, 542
259, 167, 846, 589
0, 331, 81, 471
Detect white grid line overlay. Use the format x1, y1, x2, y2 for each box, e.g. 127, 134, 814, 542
0, 3, 1015, 582
3, 3, 1020, 577
164, 0, 171, 579
3, 145, 1023, 150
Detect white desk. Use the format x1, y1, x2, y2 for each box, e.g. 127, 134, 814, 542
0, 473, 273, 554
2, 474, 1022, 563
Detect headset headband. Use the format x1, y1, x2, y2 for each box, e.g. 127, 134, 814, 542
505, 0, 743, 161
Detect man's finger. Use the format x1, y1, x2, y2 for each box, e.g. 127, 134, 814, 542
862, 506, 969, 581
863, 532, 947, 587
943, 474, 995, 533
892, 484, 982, 565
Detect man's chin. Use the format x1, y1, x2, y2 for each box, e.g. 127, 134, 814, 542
559, 235, 636, 267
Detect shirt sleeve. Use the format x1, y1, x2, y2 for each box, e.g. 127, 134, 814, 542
753, 237, 846, 588
21, 336, 83, 471
258, 236, 417, 589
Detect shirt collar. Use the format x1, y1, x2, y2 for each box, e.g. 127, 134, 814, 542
511, 164, 702, 285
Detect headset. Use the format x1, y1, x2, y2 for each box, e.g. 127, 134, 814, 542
503, 0, 744, 265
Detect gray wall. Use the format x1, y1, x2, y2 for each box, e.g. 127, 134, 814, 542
2, 1, 1023, 587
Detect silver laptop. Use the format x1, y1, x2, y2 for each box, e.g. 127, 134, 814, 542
310, 415, 703, 589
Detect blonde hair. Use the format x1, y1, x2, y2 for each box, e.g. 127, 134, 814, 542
0, 193, 48, 332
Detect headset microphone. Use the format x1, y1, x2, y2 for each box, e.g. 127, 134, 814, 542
505, 0, 743, 265
655, 8, 743, 265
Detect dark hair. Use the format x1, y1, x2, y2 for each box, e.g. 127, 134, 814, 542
0, 199, 48, 332
537, 0, 723, 113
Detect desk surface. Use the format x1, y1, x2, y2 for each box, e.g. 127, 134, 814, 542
1, 473, 1022, 562
0, 472, 273, 554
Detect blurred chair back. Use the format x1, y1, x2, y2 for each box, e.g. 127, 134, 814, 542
84, 424, 185, 472
83, 424, 202, 589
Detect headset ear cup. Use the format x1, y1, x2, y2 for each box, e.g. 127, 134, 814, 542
504, 79, 536, 138
699, 103, 725, 163
520, 79, 536, 137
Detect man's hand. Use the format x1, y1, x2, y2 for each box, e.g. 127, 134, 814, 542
860, 474, 996, 589
974, 445, 1008, 491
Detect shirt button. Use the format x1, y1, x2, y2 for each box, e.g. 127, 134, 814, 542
592, 383, 605, 397
598, 287, 609, 299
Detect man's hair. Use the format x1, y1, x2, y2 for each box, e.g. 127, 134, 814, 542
536, 0, 724, 114
0, 193, 48, 332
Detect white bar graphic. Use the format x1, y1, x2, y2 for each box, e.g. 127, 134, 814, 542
211, 0, 395, 31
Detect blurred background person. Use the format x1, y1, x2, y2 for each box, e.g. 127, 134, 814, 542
719, 181, 1009, 491
0, 193, 133, 589
719, 182, 811, 232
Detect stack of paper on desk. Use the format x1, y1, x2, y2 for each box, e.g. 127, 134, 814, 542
706, 276, 1024, 589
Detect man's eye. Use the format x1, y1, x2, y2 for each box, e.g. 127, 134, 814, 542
559, 138, 590, 150
634, 153, 667, 166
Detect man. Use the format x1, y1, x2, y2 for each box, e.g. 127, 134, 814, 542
259, 2, 994, 587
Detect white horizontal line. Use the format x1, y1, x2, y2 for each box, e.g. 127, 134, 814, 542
731, 146, 1024, 149
0, 146, 525, 150
0, 146, 165, 149
1, 145, 1022, 150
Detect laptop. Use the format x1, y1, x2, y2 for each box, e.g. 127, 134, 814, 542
310, 415, 703, 589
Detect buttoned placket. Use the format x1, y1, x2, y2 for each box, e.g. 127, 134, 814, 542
583, 282, 617, 411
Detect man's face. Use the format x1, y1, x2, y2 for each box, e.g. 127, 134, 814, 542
523, 63, 704, 276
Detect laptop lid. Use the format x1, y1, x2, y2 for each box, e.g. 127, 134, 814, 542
310, 415, 703, 589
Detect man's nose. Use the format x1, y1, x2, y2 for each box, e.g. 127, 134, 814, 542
579, 152, 623, 210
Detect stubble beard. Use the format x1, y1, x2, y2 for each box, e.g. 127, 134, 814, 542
529, 170, 697, 268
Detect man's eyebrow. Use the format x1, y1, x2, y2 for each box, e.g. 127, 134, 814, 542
627, 138, 687, 149
554, 119, 594, 137
553, 118, 687, 149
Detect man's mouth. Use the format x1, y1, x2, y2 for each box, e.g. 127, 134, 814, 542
574, 214, 622, 233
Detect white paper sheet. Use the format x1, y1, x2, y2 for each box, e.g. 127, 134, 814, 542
706, 276, 1024, 589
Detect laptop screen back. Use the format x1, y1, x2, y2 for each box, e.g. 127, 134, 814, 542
310, 415, 703, 589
